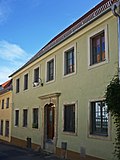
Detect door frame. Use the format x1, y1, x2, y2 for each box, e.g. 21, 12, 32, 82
39, 92, 61, 153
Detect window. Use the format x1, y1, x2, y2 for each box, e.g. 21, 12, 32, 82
47, 58, 54, 82
0, 120, 3, 135
64, 47, 75, 75
34, 67, 39, 83
15, 110, 19, 126
16, 78, 20, 93
32, 108, 38, 129
2, 99, 4, 109
90, 101, 108, 136
90, 30, 105, 65
24, 74, 28, 90
23, 109, 28, 127
5, 121, 9, 137
64, 104, 75, 133
6, 98, 10, 108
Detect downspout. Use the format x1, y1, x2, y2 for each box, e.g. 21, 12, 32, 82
111, 0, 120, 80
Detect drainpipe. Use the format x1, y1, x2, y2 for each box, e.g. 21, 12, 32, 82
111, 0, 120, 81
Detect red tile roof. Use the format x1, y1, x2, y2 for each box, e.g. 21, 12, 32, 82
9, 0, 116, 77
0, 80, 12, 95
2, 80, 11, 88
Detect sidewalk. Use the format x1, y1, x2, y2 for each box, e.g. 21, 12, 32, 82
0, 141, 61, 160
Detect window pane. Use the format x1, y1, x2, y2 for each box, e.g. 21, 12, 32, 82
6, 98, 9, 108
64, 48, 74, 75
2, 99, 4, 109
15, 110, 19, 126
64, 104, 75, 133
5, 121, 9, 137
90, 31, 105, 65
23, 109, 28, 127
33, 108, 38, 128
24, 74, 28, 90
34, 68, 39, 83
91, 101, 108, 136
0, 120, 3, 135
16, 78, 20, 93
47, 59, 54, 81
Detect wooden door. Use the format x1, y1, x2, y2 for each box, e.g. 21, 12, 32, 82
47, 105, 54, 140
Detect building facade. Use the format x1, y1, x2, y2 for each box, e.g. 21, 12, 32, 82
10, 0, 119, 159
0, 80, 12, 142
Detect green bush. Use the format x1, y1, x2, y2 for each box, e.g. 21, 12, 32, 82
105, 75, 120, 159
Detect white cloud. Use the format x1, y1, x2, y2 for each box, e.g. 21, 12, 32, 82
0, 40, 27, 62
0, 67, 11, 84
0, 40, 32, 84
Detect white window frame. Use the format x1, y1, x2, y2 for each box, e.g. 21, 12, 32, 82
88, 98, 111, 140
62, 101, 78, 135
63, 44, 77, 78
88, 25, 108, 69
45, 56, 55, 84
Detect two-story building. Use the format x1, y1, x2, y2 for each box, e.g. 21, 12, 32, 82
0, 80, 12, 142
9, 0, 119, 159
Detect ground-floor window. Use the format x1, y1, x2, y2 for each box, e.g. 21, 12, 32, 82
0, 120, 3, 135
23, 109, 28, 127
5, 121, 9, 137
32, 108, 38, 129
15, 110, 19, 126
63, 104, 75, 133
90, 100, 108, 136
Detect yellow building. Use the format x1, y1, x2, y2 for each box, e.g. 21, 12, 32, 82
10, 0, 120, 159
0, 80, 12, 142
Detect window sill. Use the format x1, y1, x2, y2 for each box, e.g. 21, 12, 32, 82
63, 71, 76, 79
88, 59, 108, 70
63, 131, 77, 136
45, 79, 55, 85
88, 134, 111, 141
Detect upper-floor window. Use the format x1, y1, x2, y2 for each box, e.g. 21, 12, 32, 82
16, 78, 20, 93
2, 99, 4, 109
47, 58, 54, 82
34, 67, 39, 83
90, 30, 105, 65
6, 98, 10, 108
24, 74, 28, 90
90, 100, 108, 136
64, 47, 75, 76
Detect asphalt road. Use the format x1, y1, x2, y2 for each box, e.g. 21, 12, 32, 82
0, 142, 61, 160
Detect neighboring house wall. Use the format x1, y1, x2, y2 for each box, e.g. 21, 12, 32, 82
10, 7, 118, 160
0, 88, 12, 142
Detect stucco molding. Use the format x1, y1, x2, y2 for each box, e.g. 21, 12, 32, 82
38, 92, 61, 100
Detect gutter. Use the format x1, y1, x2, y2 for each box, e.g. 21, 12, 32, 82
111, 0, 120, 80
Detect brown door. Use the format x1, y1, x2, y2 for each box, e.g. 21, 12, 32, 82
47, 105, 54, 140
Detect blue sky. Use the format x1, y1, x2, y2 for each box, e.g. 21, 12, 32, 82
0, 0, 101, 84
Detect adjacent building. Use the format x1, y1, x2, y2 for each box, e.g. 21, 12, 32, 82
9, 0, 119, 159
0, 80, 12, 142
